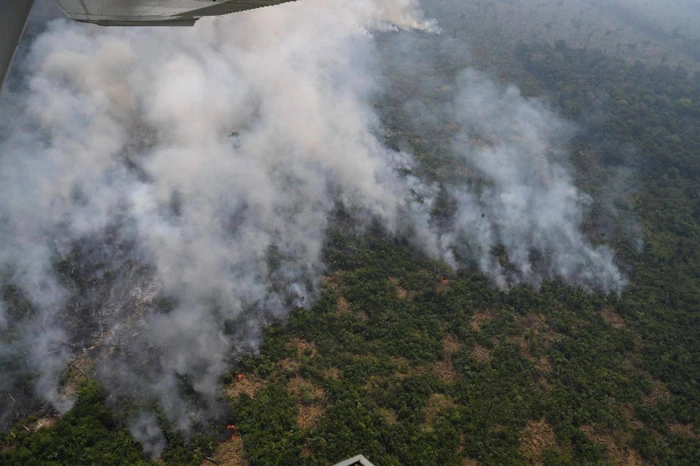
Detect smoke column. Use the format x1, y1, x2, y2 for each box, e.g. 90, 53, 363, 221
0, 0, 625, 452
446, 69, 625, 291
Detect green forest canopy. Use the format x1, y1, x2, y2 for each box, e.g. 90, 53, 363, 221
3, 13, 700, 466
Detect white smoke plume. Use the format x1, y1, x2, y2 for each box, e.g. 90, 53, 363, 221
128, 411, 167, 458
444, 69, 626, 292
0, 0, 624, 453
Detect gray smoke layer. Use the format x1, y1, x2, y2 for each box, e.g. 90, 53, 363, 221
0, 0, 624, 454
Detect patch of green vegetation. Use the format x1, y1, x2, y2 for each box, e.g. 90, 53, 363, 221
0, 381, 150, 466
0, 380, 220, 466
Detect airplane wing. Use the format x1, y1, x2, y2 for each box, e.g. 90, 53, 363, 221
0, 0, 35, 90
52, 0, 297, 26
0, 0, 296, 91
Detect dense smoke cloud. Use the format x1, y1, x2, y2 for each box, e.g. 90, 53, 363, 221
0, 0, 625, 453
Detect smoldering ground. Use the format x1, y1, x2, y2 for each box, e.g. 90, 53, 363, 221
0, 0, 627, 454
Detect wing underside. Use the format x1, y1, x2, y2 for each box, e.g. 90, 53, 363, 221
0, 0, 35, 89
52, 0, 297, 26
1, 0, 295, 89
1, 0, 296, 90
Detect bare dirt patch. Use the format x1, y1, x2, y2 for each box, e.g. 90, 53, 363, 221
287, 376, 326, 430
29, 417, 58, 431
506, 334, 552, 374
618, 404, 644, 429
287, 375, 325, 401
321, 271, 348, 291
443, 335, 462, 355
389, 277, 414, 300
457, 433, 465, 454
471, 344, 492, 363
392, 357, 459, 383
377, 408, 398, 425
668, 422, 698, 439
471, 310, 496, 331
298, 404, 325, 430
601, 306, 626, 329
643, 380, 671, 406
301, 444, 312, 458
514, 314, 548, 332
324, 367, 341, 380
514, 315, 560, 348
514, 314, 561, 350
224, 374, 265, 400
279, 358, 302, 374
286, 338, 317, 359
336, 296, 351, 317
519, 418, 558, 465
322, 275, 339, 291
388, 356, 411, 374
60, 357, 93, 398
508, 334, 530, 354
362, 374, 389, 393
434, 360, 459, 382
333, 295, 367, 320
423, 393, 457, 426
61, 378, 80, 399
437, 278, 451, 294
580, 425, 643, 466
200, 435, 247, 466
535, 355, 552, 373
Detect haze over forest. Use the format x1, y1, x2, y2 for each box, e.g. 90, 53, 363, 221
1, 0, 699, 465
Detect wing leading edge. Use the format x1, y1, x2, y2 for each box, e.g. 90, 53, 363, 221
0, 0, 297, 90
52, 0, 297, 26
